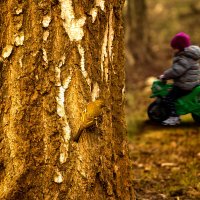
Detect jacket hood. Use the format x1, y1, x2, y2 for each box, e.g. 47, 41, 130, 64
184, 45, 200, 60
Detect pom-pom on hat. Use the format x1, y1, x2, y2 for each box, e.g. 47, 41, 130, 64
170, 32, 191, 50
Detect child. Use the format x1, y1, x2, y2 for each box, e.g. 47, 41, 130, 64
159, 32, 200, 125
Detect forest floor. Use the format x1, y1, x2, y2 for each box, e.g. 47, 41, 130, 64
126, 83, 200, 200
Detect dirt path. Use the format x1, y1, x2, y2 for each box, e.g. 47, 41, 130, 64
129, 120, 200, 200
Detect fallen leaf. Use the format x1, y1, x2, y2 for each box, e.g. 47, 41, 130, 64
161, 163, 177, 167
171, 167, 181, 172
159, 194, 167, 199
137, 163, 144, 168
144, 166, 151, 172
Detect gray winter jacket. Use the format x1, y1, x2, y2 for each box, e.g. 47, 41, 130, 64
163, 45, 200, 90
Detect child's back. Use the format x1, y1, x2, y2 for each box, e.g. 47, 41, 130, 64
163, 45, 200, 90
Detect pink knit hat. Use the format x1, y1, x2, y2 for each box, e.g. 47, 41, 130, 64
170, 32, 191, 50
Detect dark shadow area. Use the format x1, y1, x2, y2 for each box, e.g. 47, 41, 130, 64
128, 119, 200, 139
144, 119, 200, 129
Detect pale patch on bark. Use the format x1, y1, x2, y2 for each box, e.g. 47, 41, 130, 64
78, 44, 91, 88
59, 0, 86, 41
42, 48, 48, 64
54, 170, 63, 183
43, 30, 49, 42
19, 56, 23, 68
55, 56, 72, 163
59, 151, 67, 164
59, 152, 66, 164
92, 82, 100, 101
15, 32, 24, 46
89, 0, 105, 23
42, 15, 51, 28
101, 24, 108, 81
108, 8, 114, 60
63, 124, 71, 141
15, 8, 23, 15
59, 121, 71, 164
57, 86, 69, 115
55, 67, 62, 87
59, 143, 68, 164
96, 0, 105, 11
2, 45, 13, 58
101, 8, 114, 82
63, 75, 72, 90
90, 8, 98, 23
78, 47, 87, 79
56, 86, 66, 117
122, 86, 125, 101
59, 0, 91, 91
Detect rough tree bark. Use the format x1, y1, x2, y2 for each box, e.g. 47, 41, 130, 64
0, 0, 134, 199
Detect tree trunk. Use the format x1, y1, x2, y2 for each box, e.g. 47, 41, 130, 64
126, 0, 150, 64
0, 0, 134, 199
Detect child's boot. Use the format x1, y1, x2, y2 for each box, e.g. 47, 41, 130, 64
162, 116, 180, 125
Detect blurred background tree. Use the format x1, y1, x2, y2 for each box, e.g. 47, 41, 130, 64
126, 0, 150, 63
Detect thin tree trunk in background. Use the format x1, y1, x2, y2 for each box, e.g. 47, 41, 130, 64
0, 0, 134, 199
127, 0, 150, 64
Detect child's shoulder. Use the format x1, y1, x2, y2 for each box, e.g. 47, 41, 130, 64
183, 45, 200, 60
185, 45, 200, 52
